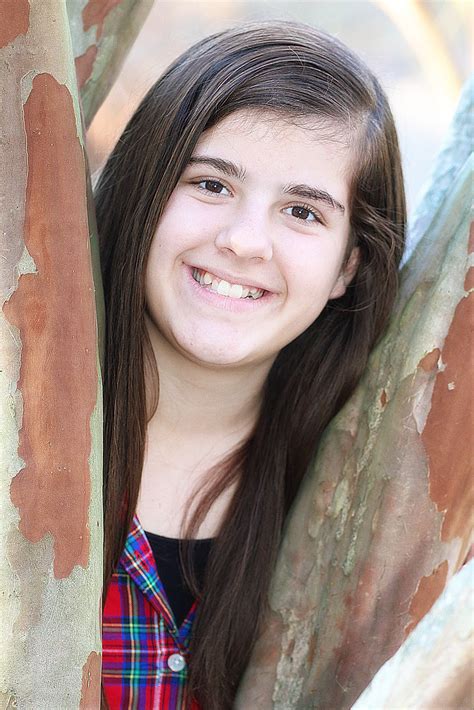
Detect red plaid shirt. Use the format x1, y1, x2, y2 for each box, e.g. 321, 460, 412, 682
102, 515, 201, 709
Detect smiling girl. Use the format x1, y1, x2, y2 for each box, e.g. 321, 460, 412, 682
96, 20, 406, 710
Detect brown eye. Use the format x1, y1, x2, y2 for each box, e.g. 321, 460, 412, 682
197, 179, 229, 194
292, 206, 312, 220
284, 204, 320, 223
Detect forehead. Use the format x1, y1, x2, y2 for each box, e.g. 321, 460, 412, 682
193, 109, 355, 197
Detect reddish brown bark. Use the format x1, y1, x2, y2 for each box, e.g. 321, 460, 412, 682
419, 347, 440, 371
405, 560, 449, 636
83, 0, 122, 41
0, 0, 29, 48
0, 2, 150, 706
423, 281, 473, 546
76, 45, 99, 89
80, 652, 102, 710
6, 73, 97, 579
352, 559, 473, 709
464, 265, 474, 291
68, 0, 154, 127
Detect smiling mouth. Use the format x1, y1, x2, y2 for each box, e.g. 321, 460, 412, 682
191, 268, 266, 300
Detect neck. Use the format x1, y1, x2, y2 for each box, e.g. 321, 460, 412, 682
144, 315, 273, 444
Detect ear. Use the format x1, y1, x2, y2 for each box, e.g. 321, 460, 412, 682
328, 246, 360, 300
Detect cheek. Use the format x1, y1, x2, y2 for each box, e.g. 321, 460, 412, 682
150, 196, 190, 253
154, 193, 219, 254
283, 240, 346, 298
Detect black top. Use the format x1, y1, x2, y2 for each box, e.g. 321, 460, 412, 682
144, 530, 214, 628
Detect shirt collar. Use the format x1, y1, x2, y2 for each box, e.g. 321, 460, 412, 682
120, 514, 197, 645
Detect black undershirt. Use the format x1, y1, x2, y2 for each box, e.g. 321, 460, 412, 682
145, 530, 214, 628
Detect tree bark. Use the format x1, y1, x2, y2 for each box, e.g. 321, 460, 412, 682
68, 0, 154, 128
351, 559, 473, 709
0, 2, 150, 708
235, 77, 473, 709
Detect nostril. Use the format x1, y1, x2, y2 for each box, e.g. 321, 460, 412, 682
229, 240, 273, 262
215, 222, 273, 261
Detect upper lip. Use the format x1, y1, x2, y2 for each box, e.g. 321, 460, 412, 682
188, 264, 275, 293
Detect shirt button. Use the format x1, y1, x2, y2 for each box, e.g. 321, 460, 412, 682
167, 653, 186, 672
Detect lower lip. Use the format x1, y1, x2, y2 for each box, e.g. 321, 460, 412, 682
183, 264, 277, 313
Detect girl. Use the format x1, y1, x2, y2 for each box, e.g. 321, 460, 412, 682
96, 20, 406, 710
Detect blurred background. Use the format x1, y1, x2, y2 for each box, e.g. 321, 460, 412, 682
86, 0, 472, 215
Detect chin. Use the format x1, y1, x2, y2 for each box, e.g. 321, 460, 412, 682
177, 337, 253, 368
189, 348, 249, 368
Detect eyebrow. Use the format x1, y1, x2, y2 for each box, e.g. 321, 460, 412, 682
187, 156, 247, 181
187, 155, 346, 215
283, 184, 346, 215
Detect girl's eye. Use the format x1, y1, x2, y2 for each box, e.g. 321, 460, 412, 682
196, 179, 231, 195
284, 204, 322, 224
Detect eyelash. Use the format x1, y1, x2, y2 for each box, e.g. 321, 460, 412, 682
284, 203, 323, 225
192, 178, 324, 225
193, 178, 231, 195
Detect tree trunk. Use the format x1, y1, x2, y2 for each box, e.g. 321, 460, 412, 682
235, 77, 473, 709
0, 2, 150, 708
351, 559, 473, 709
69, 0, 154, 129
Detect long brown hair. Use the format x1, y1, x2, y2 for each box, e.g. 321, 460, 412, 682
95, 21, 406, 709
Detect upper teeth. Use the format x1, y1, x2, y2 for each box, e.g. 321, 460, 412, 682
192, 268, 265, 299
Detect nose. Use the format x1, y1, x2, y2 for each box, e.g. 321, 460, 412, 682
214, 204, 273, 261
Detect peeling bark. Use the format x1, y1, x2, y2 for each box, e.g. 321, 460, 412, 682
352, 560, 474, 709
236, 79, 473, 710
80, 651, 102, 710
76, 43, 98, 89
0, 3, 103, 708
423, 288, 473, 545
83, 0, 123, 41
6, 72, 97, 579
67, 0, 154, 127
404, 560, 448, 636
1, 2, 150, 704
0, 0, 29, 49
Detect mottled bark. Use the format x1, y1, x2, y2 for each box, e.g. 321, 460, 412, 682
67, 0, 154, 127
236, 79, 473, 709
1, 1, 152, 705
352, 559, 473, 709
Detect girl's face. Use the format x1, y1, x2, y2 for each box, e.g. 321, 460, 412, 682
145, 110, 359, 369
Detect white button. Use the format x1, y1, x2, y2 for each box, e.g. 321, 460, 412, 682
167, 653, 186, 672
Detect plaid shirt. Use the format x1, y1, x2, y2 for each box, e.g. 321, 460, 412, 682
102, 515, 201, 709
